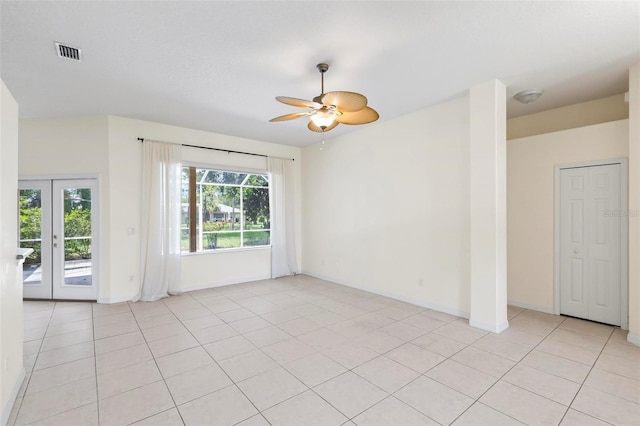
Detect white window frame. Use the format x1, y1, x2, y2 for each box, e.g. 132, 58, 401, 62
181, 164, 271, 253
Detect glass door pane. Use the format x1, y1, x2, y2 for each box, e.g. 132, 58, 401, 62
19, 180, 52, 299
20, 189, 42, 284
62, 187, 93, 286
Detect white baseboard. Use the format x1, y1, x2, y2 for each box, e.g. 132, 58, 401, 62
97, 295, 133, 304
1, 368, 25, 426
507, 300, 556, 315
469, 318, 509, 333
627, 332, 640, 347
178, 273, 271, 293
97, 273, 272, 303
301, 270, 470, 319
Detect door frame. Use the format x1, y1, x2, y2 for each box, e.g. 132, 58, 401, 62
554, 158, 628, 329
19, 174, 100, 301
52, 178, 99, 300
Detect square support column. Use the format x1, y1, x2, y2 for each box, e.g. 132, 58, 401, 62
469, 79, 508, 333
628, 63, 640, 346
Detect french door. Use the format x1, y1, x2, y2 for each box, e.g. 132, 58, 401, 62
19, 179, 98, 300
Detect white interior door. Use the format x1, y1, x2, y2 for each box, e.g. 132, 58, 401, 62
19, 178, 98, 300
559, 164, 621, 325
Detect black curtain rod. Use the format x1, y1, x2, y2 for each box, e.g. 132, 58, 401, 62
137, 138, 294, 161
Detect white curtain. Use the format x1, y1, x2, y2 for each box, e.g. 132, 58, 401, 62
268, 157, 298, 278
134, 140, 182, 301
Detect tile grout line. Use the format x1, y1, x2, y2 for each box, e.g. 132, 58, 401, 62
273, 304, 457, 423
340, 320, 456, 423
181, 287, 399, 423
291, 290, 481, 423
129, 299, 188, 426
446, 309, 570, 425
26, 303, 130, 424
12, 302, 56, 425
91, 303, 149, 421
17, 302, 95, 425
20, 283, 636, 426
157, 292, 279, 424
213, 290, 305, 426
286, 282, 632, 421
556, 325, 618, 425
155, 290, 636, 424
197, 288, 310, 426
95, 303, 189, 423
217, 291, 312, 426
91, 302, 101, 426
31, 290, 324, 422
459, 315, 625, 425
347, 305, 495, 422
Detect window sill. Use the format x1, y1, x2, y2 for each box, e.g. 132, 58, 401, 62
181, 245, 271, 257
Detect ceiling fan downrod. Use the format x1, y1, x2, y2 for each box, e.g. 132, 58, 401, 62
315, 63, 329, 101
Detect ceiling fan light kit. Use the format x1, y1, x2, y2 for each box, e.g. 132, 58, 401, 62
270, 63, 379, 133
513, 89, 544, 104
310, 109, 336, 128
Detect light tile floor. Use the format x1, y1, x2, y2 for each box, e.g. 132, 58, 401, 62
9, 275, 640, 425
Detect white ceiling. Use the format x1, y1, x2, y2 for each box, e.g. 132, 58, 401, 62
1, 1, 638, 147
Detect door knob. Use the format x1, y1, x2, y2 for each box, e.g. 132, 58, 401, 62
53, 243, 58, 248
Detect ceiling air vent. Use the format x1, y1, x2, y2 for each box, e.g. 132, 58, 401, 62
55, 42, 82, 61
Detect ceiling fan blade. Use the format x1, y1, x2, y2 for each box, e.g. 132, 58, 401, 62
321, 91, 368, 112
276, 96, 322, 109
269, 112, 311, 122
307, 120, 339, 133
336, 106, 379, 125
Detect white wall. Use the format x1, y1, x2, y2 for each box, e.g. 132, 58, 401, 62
507, 93, 629, 140
181, 249, 271, 291
507, 120, 629, 312
301, 96, 471, 316
0, 80, 23, 424
19, 116, 112, 299
18, 115, 301, 302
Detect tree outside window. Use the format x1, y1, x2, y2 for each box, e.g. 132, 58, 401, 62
181, 167, 270, 252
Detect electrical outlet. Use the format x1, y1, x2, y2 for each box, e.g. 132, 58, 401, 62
129, 275, 135, 282
418, 278, 423, 287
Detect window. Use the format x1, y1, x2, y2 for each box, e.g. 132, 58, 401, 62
181, 167, 270, 252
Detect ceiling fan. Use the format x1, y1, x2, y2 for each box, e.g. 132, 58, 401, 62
269, 63, 379, 133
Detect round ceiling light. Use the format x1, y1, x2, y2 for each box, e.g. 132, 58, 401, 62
513, 89, 544, 104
